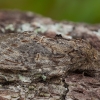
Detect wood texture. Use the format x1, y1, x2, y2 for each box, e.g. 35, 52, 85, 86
0, 11, 100, 100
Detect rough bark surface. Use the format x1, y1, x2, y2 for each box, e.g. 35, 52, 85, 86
0, 10, 100, 100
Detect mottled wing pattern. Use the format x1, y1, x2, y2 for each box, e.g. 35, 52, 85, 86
0, 31, 99, 81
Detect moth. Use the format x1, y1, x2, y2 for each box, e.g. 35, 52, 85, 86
0, 31, 99, 83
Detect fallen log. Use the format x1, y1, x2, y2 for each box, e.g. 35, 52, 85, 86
0, 10, 100, 100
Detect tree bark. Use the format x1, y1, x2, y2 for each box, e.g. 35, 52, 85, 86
0, 10, 100, 100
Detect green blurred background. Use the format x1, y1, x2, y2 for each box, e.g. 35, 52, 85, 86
0, 0, 100, 24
